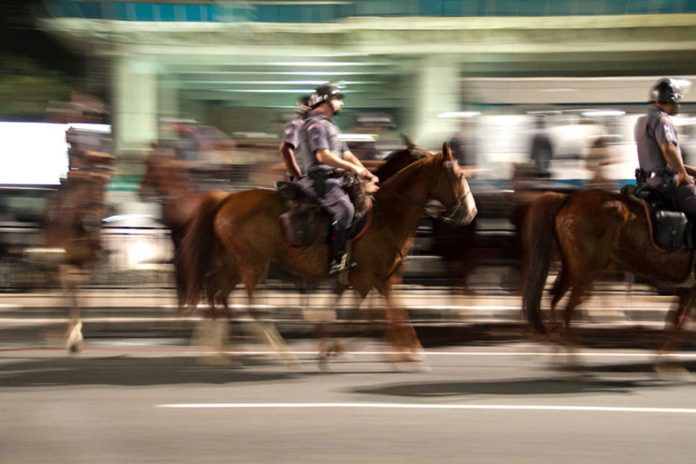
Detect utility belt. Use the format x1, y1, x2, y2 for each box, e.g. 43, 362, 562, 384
636, 167, 674, 185
307, 168, 346, 197
635, 167, 677, 206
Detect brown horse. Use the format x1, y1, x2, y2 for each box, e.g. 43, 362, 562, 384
180, 143, 477, 362
139, 149, 298, 363
40, 168, 112, 351
522, 188, 695, 365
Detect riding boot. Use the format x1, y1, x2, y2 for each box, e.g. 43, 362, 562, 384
329, 225, 349, 275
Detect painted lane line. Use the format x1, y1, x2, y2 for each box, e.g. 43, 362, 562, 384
156, 403, 696, 414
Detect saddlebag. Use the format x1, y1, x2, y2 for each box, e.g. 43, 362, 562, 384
653, 210, 690, 251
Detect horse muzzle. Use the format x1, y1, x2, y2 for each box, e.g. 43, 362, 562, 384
443, 194, 477, 226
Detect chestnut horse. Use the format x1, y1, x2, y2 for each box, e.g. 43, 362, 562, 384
523, 189, 696, 365
180, 143, 477, 362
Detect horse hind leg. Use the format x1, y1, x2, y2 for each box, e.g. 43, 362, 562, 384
552, 282, 590, 372
549, 267, 571, 333
655, 289, 695, 374
241, 267, 301, 368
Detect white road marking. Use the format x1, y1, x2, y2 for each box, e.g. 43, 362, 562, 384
156, 402, 696, 415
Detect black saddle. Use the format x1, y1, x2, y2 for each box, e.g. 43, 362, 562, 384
621, 183, 691, 251
276, 178, 371, 248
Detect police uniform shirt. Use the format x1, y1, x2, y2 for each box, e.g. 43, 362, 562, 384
635, 106, 680, 175
282, 117, 305, 174
299, 111, 349, 174
282, 117, 303, 149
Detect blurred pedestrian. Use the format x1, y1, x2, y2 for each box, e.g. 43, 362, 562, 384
529, 116, 554, 178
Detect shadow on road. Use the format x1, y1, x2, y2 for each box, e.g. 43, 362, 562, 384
352, 375, 687, 398
0, 355, 300, 388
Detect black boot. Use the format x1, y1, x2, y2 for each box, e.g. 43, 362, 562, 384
329, 225, 349, 275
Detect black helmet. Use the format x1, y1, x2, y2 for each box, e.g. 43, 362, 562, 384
311, 84, 344, 108
650, 78, 683, 104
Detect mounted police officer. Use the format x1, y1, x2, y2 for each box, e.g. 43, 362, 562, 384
297, 83, 378, 275
279, 94, 312, 180
635, 78, 696, 216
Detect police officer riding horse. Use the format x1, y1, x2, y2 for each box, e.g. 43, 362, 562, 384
633, 77, 694, 250
285, 84, 378, 276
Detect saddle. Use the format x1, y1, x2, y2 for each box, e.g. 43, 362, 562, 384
276, 174, 373, 248
621, 182, 691, 252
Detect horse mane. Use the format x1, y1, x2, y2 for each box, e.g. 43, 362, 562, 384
374, 145, 431, 182
378, 150, 438, 193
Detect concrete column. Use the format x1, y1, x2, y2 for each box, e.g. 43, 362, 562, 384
405, 56, 461, 149
112, 56, 158, 160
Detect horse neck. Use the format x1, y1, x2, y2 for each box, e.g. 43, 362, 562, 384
375, 159, 433, 242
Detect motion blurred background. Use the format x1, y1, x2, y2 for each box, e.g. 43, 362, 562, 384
1, 0, 696, 291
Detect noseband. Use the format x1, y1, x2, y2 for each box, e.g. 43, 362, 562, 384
429, 161, 474, 223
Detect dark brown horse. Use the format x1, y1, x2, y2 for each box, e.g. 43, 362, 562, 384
179, 143, 477, 362
41, 167, 112, 351
523, 188, 695, 365
139, 149, 229, 313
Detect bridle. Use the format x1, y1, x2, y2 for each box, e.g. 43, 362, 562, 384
426, 160, 474, 223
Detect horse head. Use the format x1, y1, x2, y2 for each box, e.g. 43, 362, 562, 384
139, 150, 197, 203
428, 143, 477, 226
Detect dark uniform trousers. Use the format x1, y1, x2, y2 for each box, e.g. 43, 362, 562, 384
677, 182, 696, 218
316, 178, 354, 230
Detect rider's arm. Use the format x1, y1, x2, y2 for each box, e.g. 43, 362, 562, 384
316, 148, 364, 174
660, 142, 693, 185
684, 164, 696, 177
342, 151, 378, 181
279, 141, 302, 178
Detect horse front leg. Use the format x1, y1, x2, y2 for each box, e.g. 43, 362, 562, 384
315, 282, 358, 370
60, 264, 84, 353
376, 276, 424, 365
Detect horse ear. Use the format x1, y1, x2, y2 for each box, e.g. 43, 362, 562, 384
401, 133, 415, 150
442, 142, 454, 162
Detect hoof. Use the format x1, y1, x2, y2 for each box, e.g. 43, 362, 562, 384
66, 321, 84, 353
655, 361, 691, 377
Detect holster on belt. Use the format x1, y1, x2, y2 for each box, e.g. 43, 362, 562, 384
308, 169, 342, 197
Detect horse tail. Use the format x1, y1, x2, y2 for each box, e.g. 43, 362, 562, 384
179, 192, 229, 313
522, 191, 568, 335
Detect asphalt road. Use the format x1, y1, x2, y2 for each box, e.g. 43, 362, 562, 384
2, 340, 696, 463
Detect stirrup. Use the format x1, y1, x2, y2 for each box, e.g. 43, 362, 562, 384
329, 254, 348, 275
329, 253, 356, 275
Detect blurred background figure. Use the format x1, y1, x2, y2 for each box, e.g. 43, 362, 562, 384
47, 91, 108, 124
170, 120, 236, 191
585, 135, 618, 191
528, 115, 554, 178
448, 118, 477, 168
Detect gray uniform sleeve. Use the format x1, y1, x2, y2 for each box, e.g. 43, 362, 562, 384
306, 121, 331, 154
653, 116, 679, 147
339, 141, 350, 157
282, 120, 301, 149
